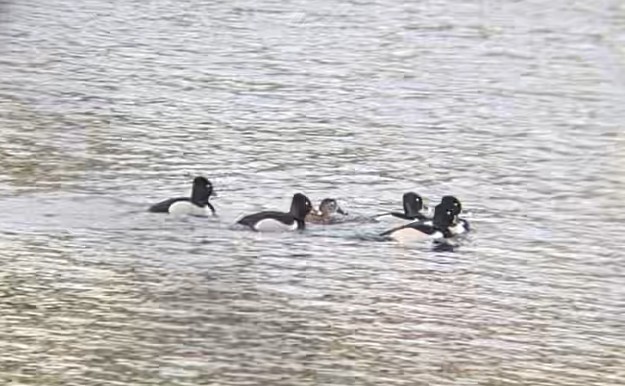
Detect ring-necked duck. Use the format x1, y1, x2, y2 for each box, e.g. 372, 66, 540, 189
237, 193, 312, 232
374, 192, 431, 221
149, 176, 216, 216
435, 195, 470, 235
306, 198, 348, 224
380, 207, 456, 243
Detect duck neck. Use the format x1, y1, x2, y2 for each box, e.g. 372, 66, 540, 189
432, 223, 452, 238
191, 188, 209, 207
405, 204, 422, 218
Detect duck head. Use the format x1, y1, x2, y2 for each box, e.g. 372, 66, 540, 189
319, 198, 347, 216
290, 193, 313, 220
191, 176, 214, 206
402, 192, 424, 217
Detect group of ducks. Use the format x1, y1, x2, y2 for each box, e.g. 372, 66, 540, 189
148, 176, 470, 243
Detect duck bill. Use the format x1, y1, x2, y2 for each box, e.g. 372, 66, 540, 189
337, 207, 347, 215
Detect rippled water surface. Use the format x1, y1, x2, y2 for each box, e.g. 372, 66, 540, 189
1, 0, 625, 385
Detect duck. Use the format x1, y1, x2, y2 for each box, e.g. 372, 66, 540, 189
306, 198, 348, 224
148, 176, 216, 216
374, 192, 431, 221
435, 195, 470, 235
237, 193, 312, 232
380, 206, 456, 243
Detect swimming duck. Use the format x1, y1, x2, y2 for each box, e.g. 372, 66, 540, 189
149, 176, 216, 216
237, 193, 312, 232
306, 198, 348, 224
435, 195, 470, 235
374, 192, 431, 221
380, 206, 456, 243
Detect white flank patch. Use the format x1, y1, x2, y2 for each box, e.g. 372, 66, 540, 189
168, 201, 211, 217
390, 228, 442, 243
449, 222, 467, 235
253, 218, 298, 232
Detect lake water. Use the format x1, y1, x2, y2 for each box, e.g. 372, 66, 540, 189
1, 0, 624, 385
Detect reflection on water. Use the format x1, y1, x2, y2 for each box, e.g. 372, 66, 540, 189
1, 0, 624, 385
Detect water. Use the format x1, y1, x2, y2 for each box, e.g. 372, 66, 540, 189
1, 0, 624, 384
